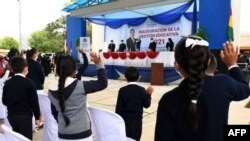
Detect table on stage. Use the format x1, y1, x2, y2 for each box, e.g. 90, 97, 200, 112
80, 51, 181, 84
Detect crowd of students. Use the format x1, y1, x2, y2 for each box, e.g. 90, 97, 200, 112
0, 35, 249, 141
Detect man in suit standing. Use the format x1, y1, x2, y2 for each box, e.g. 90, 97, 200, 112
166, 38, 174, 51
119, 40, 126, 52
108, 40, 116, 52
126, 29, 136, 52
136, 37, 141, 51
149, 38, 157, 52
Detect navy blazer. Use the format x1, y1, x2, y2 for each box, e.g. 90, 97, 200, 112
26, 58, 45, 90
2, 75, 41, 120
155, 67, 250, 141
149, 42, 157, 52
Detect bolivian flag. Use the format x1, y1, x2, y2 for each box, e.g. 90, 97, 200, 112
64, 32, 68, 54
228, 6, 234, 42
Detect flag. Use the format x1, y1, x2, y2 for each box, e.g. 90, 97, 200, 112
228, 3, 234, 42
69, 41, 73, 55
191, 0, 197, 34
64, 31, 68, 54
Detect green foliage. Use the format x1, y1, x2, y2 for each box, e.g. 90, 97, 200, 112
64, 0, 76, 6
0, 36, 19, 49
194, 28, 208, 41
28, 30, 50, 52
86, 21, 92, 41
28, 16, 65, 53
245, 100, 250, 108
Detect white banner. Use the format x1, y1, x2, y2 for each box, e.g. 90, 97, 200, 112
79, 37, 91, 63
132, 19, 182, 51
80, 37, 90, 51
104, 18, 185, 52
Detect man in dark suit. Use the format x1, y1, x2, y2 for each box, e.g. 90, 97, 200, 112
108, 40, 116, 52
119, 40, 126, 52
136, 37, 141, 51
26, 48, 45, 91
149, 38, 157, 52
126, 29, 136, 52
166, 38, 174, 51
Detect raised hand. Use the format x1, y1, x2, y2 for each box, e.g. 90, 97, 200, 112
220, 41, 238, 67
90, 52, 101, 64
147, 85, 154, 95
78, 48, 85, 54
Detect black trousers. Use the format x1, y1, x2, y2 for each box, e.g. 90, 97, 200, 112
8, 115, 33, 140
124, 119, 142, 141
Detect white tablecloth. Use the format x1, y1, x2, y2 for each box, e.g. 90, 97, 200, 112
100, 51, 175, 67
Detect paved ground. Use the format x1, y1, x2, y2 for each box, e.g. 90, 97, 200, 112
31, 73, 250, 141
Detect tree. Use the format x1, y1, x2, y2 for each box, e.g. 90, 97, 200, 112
0, 36, 19, 49
28, 30, 50, 52
28, 16, 66, 53
86, 21, 92, 42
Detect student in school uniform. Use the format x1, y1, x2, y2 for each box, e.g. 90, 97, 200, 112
116, 67, 153, 141
48, 53, 108, 141
26, 48, 45, 94
155, 36, 250, 141
2, 56, 41, 140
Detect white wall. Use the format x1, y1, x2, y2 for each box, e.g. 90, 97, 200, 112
92, 23, 104, 52
232, 0, 241, 46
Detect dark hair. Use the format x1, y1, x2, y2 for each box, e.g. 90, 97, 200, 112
7, 48, 19, 60
10, 56, 27, 74
26, 48, 37, 59
168, 38, 173, 42
130, 29, 135, 33
56, 55, 76, 126
206, 53, 217, 74
174, 36, 209, 129
111, 40, 113, 42
125, 67, 140, 82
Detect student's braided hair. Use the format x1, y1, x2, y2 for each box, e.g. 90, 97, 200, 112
174, 36, 210, 129
56, 55, 76, 126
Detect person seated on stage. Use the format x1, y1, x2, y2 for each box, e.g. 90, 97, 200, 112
108, 40, 116, 52
166, 38, 174, 51
148, 38, 157, 52
136, 37, 141, 51
116, 66, 153, 141
206, 53, 217, 76
119, 40, 126, 52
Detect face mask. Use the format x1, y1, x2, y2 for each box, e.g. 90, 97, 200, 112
34, 56, 38, 61
175, 69, 183, 78
174, 61, 183, 78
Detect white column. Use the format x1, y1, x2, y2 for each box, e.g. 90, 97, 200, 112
232, 0, 241, 46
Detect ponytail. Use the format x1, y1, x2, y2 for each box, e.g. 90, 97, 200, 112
56, 55, 76, 126
58, 70, 70, 126
187, 45, 208, 129
175, 36, 209, 130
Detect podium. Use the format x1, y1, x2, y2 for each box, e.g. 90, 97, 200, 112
151, 63, 164, 85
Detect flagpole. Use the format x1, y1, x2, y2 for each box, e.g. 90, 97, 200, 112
17, 0, 22, 49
